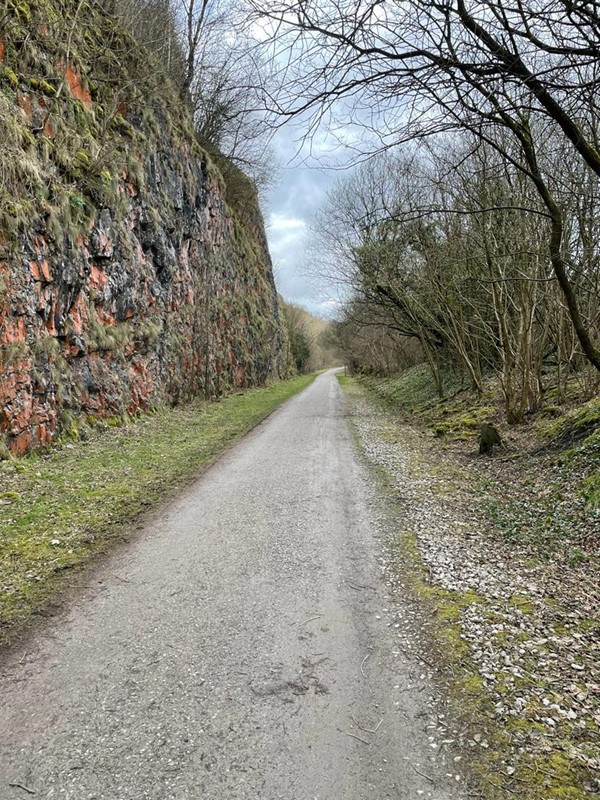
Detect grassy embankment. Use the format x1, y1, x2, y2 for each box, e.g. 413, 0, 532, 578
356, 364, 599, 556
339, 367, 599, 800
0, 374, 315, 644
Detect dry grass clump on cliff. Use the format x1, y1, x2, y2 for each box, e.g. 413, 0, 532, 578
0, 92, 42, 236
0, 373, 315, 644
0, 0, 204, 248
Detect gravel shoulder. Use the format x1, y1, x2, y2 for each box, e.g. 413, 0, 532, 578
341, 376, 600, 799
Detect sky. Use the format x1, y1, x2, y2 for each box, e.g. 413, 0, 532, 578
247, 14, 373, 321
262, 124, 344, 320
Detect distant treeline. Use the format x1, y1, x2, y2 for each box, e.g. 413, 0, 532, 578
280, 300, 341, 375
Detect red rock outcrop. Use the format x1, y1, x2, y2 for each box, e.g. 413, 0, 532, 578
0, 2, 289, 455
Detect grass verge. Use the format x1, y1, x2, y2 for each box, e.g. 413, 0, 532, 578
0, 374, 315, 644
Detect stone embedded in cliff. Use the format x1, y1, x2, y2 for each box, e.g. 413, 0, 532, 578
63, 64, 93, 109
0, 0, 291, 456
90, 210, 115, 260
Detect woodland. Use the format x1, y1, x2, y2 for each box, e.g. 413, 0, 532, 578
246, 0, 600, 425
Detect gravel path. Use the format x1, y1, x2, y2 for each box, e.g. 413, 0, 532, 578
0, 370, 464, 800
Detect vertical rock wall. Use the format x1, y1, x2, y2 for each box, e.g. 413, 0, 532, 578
0, 1, 290, 455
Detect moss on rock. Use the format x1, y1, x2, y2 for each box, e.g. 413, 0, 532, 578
0, 0, 292, 455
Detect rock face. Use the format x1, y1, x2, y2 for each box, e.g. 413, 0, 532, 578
0, 2, 289, 456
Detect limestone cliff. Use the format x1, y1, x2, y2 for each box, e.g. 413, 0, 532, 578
0, 0, 290, 455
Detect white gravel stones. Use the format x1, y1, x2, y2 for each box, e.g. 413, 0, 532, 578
350, 397, 600, 788
356, 406, 531, 599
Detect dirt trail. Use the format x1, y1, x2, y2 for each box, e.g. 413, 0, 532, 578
0, 371, 463, 800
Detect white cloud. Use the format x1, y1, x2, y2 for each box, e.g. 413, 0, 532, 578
268, 214, 306, 232
263, 124, 354, 316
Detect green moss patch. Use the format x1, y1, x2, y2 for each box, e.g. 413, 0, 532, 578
580, 474, 600, 508
542, 397, 600, 450
0, 374, 315, 644
357, 366, 500, 442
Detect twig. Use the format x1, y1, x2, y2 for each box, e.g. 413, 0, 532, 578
409, 763, 434, 783
360, 653, 369, 678
19, 651, 27, 665
293, 615, 321, 627
351, 714, 383, 734
398, 644, 437, 671
346, 731, 371, 745
8, 783, 36, 795
417, 654, 437, 670
346, 580, 375, 591
488, 781, 515, 794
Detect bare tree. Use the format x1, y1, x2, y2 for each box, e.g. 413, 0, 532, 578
171, 0, 274, 182
113, 0, 186, 85
114, 0, 274, 183
250, 0, 600, 371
